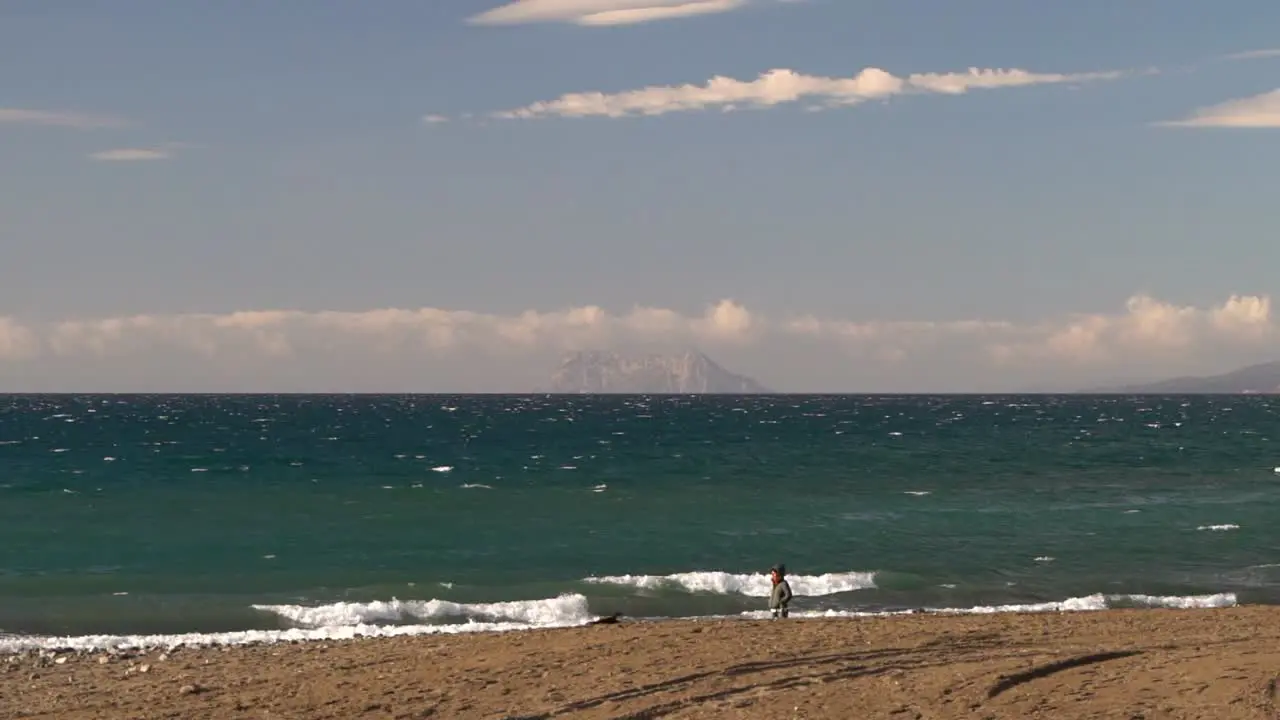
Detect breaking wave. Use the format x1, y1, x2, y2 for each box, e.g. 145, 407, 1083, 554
583, 570, 877, 597
0, 591, 1237, 654
738, 592, 1238, 619
252, 594, 591, 629
0, 594, 593, 654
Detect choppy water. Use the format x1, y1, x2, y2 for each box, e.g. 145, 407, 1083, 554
1, 394, 1277, 651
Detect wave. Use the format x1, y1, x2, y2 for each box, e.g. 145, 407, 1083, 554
1197, 524, 1240, 532
940, 592, 1236, 614
252, 593, 591, 629
583, 570, 877, 597
0, 594, 594, 654
737, 592, 1238, 619
0, 592, 1237, 654
0, 620, 562, 654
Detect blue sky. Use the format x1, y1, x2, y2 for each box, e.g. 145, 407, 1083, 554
2, 0, 1279, 391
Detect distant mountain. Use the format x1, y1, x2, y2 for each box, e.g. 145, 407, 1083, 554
546, 350, 771, 394
1087, 361, 1280, 394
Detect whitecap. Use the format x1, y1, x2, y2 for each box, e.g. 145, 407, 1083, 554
0, 618, 580, 654
733, 592, 1236, 620
585, 570, 877, 597
254, 593, 591, 630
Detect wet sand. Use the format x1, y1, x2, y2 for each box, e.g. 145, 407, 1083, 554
4, 606, 1280, 719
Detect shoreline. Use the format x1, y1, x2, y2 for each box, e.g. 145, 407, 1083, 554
5, 606, 1279, 719
0, 588, 1242, 655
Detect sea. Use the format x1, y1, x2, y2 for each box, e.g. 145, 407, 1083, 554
1, 394, 1276, 653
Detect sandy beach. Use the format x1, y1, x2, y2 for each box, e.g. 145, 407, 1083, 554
4, 607, 1279, 719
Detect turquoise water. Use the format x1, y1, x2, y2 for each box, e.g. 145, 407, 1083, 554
2, 394, 1278, 648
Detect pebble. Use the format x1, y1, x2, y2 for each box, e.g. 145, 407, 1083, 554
179, 683, 201, 696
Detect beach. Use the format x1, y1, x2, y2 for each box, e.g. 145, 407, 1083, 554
5, 607, 1278, 719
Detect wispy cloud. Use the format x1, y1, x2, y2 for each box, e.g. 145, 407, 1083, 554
89, 148, 171, 162
468, 0, 757, 27
422, 114, 450, 125
489, 65, 1124, 119
1159, 89, 1280, 128
0, 108, 125, 129
1224, 48, 1280, 61
0, 294, 1271, 391
88, 142, 196, 162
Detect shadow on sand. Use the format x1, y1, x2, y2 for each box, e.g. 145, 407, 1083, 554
502, 631, 1143, 719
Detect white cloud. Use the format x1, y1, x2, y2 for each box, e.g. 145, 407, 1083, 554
0, 295, 1273, 391
988, 294, 1273, 366
89, 142, 197, 162
0, 317, 38, 360
469, 0, 752, 26
1160, 89, 1280, 128
1225, 49, 1280, 61
0, 108, 125, 129
491, 64, 1123, 119
423, 114, 450, 124
89, 148, 172, 162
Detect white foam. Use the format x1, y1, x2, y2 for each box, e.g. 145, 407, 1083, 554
736, 592, 1236, 619
585, 570, 877, 597
1120, 593, 1237, 609
0, 620, 563, 654
253, 593, 592, 629
0, 589, 1238, 656
460, 483, 493, 490
0, 594, 595, 654
431, 466, 453, 473
1197, 524, 1240, 532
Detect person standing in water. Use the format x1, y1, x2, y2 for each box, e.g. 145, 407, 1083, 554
769, 564, 793, 618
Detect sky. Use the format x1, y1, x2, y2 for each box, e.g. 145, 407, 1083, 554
2, 0, 1279, 392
